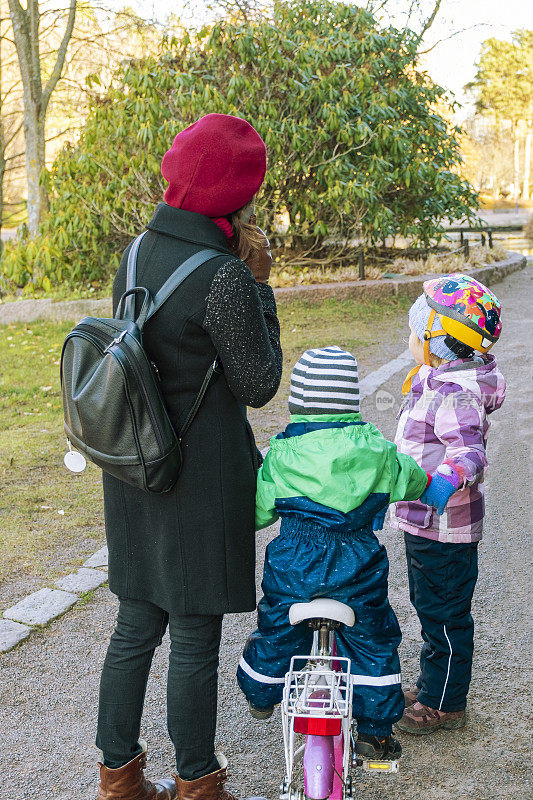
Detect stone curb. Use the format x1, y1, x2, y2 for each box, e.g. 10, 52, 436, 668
0, 553, 109, 653
55, 567, 108, 594
273, 251, 527, 304
0, 252, 526, 324
3, 587, 79, 627
0, 296, 112, 325
82, 545, 109, 569
0, 620, 32, 651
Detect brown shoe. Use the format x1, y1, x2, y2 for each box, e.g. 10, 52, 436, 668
174, 754, 238, 800
403, 685, 420, 708
97, 742, 177, 799
395, 701, 466, 735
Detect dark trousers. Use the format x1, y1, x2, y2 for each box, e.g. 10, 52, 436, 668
96, 597, 223, 780
404, 532, 478, 712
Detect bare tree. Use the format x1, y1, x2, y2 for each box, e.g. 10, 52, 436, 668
1, 3, 172, 244
7, 0, 76, 235
0, 2, 24, 251
206, 0, 267, 24
1, 4, 6, 252
417, 0, 442, 41
366, 0, 443, 41
524, 123, 531, 201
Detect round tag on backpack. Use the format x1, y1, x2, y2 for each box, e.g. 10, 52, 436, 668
64, 450, 87, 473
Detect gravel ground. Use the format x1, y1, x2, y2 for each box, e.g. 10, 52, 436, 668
1, 264, 531, 800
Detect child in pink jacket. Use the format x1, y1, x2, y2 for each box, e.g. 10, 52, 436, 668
391, 274, 505, 735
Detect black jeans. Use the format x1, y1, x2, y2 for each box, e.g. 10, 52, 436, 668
404, 532, 478, 712
96, 597, 223, 780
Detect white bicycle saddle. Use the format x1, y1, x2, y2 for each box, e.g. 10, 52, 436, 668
289, 598, 355, 627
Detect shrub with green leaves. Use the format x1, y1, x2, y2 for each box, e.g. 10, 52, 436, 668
1, 0, 478, 291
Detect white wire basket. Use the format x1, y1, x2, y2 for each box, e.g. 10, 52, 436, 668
282, 655, 352, 719
280, 655, 353, 796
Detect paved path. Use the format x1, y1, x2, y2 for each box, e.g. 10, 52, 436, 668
1, 264, 531, 800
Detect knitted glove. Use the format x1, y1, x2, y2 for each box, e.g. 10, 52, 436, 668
419, 465, 461, 515
372, 507, 388, 531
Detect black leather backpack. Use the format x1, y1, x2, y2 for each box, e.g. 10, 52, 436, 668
60, 232, 222, 493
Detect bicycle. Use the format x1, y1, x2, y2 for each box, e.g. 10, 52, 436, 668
279, 598, 399, 800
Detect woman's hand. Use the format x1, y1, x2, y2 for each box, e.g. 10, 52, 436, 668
245, 227, 272, 284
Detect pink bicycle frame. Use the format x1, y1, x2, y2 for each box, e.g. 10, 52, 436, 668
303, 731, 345, 800
302, 640, 347, 800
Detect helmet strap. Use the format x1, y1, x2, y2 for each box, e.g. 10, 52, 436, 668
423, 308, 446, 365
403, 309, 449, 394
402, 365, 421, 395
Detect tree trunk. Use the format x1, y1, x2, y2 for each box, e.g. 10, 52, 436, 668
0, 5, 4, 254
513, 123, 520, 200
0, 152, 4, 257
22, 102, 48, 236
488, 175, 498, 202
522, 124, 531, 202
8, 0, 76, 237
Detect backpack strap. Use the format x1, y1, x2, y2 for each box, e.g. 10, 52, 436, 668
124, 231, 148, 319
121, 234, 226, 439
123, 231, 224, 324
145, 248, 223, 323
146, 247, 225, 439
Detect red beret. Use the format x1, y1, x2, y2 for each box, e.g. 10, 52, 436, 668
161, 113, 267, 217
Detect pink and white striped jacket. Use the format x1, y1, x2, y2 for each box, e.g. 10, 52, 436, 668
390, 354, 505, 543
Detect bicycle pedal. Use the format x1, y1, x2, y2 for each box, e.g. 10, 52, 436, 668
360, 758, 399, 773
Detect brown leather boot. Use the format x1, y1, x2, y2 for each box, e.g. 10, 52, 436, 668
395, 701, 466, 735
174, 754, 237, 800
97, 742, 177, 799
403, 685, 420, 708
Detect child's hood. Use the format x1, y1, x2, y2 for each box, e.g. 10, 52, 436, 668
423, 354, 506, 413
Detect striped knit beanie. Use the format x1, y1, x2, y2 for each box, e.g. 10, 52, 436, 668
288, 346, 359, 415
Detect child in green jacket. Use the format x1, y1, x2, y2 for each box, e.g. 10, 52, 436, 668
237, 346, 431, 759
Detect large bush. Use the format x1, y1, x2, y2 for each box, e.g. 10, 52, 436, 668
1, 0, 478, 291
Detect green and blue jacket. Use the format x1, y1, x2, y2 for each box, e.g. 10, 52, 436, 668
256, 413, 428, 533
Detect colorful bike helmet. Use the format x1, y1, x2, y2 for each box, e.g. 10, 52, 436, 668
421, 273, 502, 365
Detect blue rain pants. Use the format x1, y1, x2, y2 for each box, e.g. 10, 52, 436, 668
404, 532, 479, 712
237, 519, 404, 736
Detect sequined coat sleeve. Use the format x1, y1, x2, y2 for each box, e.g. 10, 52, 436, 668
203, 259, 283, 408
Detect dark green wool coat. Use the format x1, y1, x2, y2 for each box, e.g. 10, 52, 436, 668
103, 203, 283, 614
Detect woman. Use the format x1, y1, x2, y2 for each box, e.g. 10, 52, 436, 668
96, 114, 282, 800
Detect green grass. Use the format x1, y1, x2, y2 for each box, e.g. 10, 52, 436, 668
250, 295, 412, 445
277, 295, 411, 382
0, 320, 105, 585
0, 295, 411, 588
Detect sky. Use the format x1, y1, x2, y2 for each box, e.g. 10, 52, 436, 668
112, 0, 532, 117
396, 0, 532, 115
